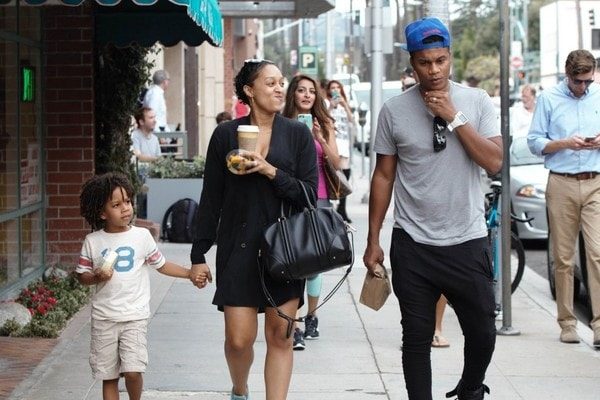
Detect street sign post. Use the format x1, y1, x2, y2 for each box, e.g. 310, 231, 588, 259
299, 46, 318, 75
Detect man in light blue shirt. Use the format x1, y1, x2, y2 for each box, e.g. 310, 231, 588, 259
528, 49, 600, 348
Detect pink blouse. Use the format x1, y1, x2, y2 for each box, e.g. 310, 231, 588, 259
314, 139, 328, 200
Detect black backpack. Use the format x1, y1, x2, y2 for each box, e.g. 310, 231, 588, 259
161, 198, 198, 243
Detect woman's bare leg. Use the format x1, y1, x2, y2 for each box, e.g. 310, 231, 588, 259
264, 298, 299, 400
224, 306, 258, 397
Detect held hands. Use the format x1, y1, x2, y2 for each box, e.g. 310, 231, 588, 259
424, 90, 456, 122
190, 263, 213, 289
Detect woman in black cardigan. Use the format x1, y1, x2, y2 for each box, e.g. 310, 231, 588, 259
190, 60, 318, 400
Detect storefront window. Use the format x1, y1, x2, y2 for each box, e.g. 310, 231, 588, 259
0, 40, 18, 213
0, 8, 44, 295
0, 218, 18, 287
20, 45, 41, 206
21, 210, 42, 277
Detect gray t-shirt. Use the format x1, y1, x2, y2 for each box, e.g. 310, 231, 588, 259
131, 129, 161, 159
373, 80, 499, 246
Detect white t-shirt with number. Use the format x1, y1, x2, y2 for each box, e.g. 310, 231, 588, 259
76, 226, 166, 321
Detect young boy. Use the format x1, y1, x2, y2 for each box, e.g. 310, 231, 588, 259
76, 172, 208, 400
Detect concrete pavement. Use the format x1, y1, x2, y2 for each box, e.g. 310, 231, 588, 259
8, 164, 600, 399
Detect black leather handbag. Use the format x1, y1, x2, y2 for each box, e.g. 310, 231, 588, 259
259, 183, 353, 281
258, 182, 354, 337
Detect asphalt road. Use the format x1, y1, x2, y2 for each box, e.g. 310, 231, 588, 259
523, 239, 593, 326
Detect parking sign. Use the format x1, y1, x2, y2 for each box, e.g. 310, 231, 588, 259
299, 46, 318, 75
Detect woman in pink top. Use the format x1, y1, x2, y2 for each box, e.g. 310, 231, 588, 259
282, 74, 341, 350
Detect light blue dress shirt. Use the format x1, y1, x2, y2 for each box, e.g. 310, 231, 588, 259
527, 81, 600, 173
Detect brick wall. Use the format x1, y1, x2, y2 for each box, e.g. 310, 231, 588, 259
43, 5, 95, 265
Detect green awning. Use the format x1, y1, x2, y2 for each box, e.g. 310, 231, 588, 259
23, 0, 223, 46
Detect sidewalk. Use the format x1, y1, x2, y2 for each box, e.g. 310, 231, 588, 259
7, 160, 600, 399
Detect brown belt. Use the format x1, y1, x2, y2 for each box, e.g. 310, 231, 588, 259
550, 171, 599, 180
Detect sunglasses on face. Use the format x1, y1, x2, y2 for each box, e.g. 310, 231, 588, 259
571, 78, 594, 86
433, 116, 447, 152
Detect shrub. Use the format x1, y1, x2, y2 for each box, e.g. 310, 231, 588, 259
147, 155, 205, 179
0, 272, 91, 338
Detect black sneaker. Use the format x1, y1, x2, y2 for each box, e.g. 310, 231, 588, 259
293, 328, 305, 350
304, 315, 320, 339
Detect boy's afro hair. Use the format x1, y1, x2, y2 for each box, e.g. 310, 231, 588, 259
80, 172, 134, 231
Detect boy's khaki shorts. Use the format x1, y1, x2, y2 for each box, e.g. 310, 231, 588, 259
90, 318, 148, 380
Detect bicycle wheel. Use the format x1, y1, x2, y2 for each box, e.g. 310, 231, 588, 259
510, 232, 525, 293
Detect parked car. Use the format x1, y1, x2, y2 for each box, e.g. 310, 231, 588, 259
509, 136, 548, 240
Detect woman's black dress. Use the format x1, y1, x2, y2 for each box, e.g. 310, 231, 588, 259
191, 114, 318, 311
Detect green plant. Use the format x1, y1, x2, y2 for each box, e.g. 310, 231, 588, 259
147, 155, 205, 179
0, 272, 91, 338
95, 44, 157, 192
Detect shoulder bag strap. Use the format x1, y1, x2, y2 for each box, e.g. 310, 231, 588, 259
257, 230, 354, 338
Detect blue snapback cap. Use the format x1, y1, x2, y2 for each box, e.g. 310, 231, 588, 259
404, 17, 451, 52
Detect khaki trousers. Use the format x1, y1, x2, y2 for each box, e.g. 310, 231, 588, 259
546, 174, 600, 330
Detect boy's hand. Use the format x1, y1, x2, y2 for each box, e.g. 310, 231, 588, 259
94, 267, 113, 282
190, 263, 212, 289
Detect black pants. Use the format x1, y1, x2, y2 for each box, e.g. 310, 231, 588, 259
390, 229, 496, 400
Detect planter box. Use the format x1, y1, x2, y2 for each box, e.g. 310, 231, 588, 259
145, 178, 203, 225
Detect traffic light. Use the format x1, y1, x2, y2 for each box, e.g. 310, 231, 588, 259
590, 9, 596, 26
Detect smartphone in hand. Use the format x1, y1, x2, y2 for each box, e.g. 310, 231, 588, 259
584, 137, 596, 143
297, 114, 313, 130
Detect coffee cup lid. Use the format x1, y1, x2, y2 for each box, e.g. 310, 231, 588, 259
237, 125, 259, 132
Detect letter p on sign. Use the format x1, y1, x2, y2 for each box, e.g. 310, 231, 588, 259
299, 46, 318, 75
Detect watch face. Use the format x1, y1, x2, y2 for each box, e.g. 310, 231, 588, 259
457, 112, 468, 124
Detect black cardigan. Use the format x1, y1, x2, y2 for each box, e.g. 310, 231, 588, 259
190, 114, 318, 307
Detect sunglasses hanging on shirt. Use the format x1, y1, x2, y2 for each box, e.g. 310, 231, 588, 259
433, 116, 448, 152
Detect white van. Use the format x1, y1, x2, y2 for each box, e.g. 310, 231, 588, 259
350, 81, 403, 154
332, 73, 360, 87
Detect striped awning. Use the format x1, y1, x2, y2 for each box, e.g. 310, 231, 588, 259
23, 0, 223, 46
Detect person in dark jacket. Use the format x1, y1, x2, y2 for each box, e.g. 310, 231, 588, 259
190, 60, 318, 400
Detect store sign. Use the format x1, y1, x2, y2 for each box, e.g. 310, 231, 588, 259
299, 46, 318, 75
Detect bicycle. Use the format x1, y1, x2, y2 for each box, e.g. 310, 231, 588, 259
485, 180, 529, 296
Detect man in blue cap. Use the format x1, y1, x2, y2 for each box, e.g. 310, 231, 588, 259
363, 17, 502, 400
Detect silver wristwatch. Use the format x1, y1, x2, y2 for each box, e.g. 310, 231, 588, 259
447, 111, 468, 132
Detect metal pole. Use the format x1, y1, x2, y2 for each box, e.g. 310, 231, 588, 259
576, 0, 583, 49
498, 0, 520, 336
369, 0, 383, 178
326, 11, 334, 78
349, 0, 355, 166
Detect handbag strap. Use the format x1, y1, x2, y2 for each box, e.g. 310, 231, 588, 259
278, 180, 315, 218
258, 230, 354, 338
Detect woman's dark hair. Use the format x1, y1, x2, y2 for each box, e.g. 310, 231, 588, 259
326, 79, 349, 102
234, 60, 276, 105
282, 74, 335, 141
80, 172, 135, 231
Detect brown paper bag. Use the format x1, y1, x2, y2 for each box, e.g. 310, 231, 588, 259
359, 263, 392, 311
